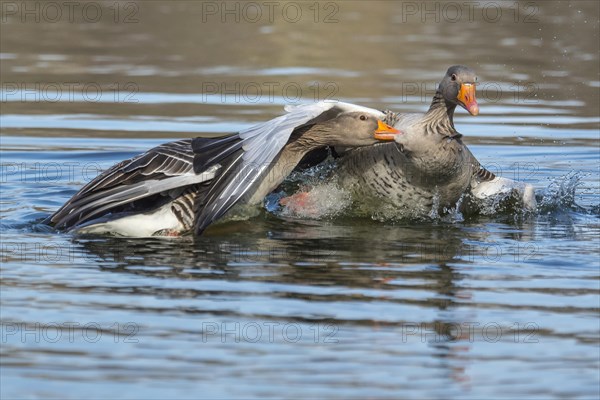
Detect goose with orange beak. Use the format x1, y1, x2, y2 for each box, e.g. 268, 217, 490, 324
292, 66, 496, 219
45, 101, 401, 236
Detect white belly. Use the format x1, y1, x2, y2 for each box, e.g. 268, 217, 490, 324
73, 202, 185, 237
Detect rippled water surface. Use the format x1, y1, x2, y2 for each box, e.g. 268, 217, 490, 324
1, 1, 599, 399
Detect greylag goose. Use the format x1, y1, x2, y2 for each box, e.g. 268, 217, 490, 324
45, 102, 401, 236
283, 66, 535, 219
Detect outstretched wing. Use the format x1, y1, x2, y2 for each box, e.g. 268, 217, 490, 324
48, 139, 219, 230
193, 101, 384, 234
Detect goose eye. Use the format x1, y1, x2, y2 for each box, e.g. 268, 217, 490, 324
359, 115, 367, 121
451, 74, 457, 81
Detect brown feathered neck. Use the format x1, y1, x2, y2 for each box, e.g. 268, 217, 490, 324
421, 90, 461, 139
286, 123, 337, 150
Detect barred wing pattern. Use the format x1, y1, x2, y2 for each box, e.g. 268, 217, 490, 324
48, 139, 219, 230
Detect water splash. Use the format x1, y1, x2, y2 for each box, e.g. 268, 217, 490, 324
271, 164, 597, 223
538, 171, 583, 212
466, 171, 598, 218
278, 183, 352, 219
442, 193, 465, 223
427, 188, 441, 220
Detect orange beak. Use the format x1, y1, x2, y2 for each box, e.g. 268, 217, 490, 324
457, 83, 479, 116
374, 120, 402, 140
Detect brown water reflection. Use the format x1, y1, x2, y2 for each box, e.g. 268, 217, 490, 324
1, 1, 598, 125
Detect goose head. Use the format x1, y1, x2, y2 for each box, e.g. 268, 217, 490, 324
303, 112, 402, 148
439, 65, 479, 116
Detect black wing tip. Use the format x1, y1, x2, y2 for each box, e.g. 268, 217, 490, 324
41, 214, 56, 227
194, 221, 209, 236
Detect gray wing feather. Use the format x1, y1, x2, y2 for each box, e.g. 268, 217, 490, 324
59, 167, 220, 228
49, 139, 211, 229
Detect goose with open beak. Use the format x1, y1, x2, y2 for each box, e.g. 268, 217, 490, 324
45, 101, 401, 236
330, 66, 499, 218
